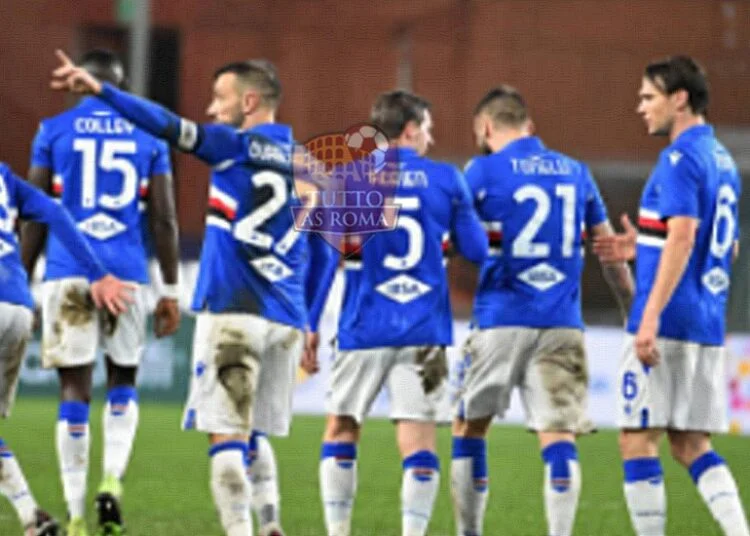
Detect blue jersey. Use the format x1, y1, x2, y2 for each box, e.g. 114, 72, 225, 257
31, 97, 171, 283
627, 125, 740, 346
96, 83, 334, 330
337, 147, 487, 350
466, 137, 608, 330
0, 163, 106, 309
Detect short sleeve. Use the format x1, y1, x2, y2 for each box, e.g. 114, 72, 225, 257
30, 122, 52, 169
583, 167, 608, 229
658, 150, 701, 219
151, 139, 172, 176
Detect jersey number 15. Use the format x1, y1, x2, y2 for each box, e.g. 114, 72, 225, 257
73, 138, 139, 210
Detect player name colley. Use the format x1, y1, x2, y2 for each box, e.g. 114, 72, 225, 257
74, 117, 135, 135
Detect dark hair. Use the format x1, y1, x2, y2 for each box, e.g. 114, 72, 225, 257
213, 59, 282, 109
369, 90, 431, 140
80, 49, 126, 88
644, 56, 709, 115
474, 85, 528, 127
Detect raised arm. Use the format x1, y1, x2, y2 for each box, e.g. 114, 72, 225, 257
51, 50, 241, 166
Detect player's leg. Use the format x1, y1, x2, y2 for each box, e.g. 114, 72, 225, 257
321, 348, 386, 536
247, 431, 282, 535
182, 313, 264, 536
451, 328, 525, 536
0, 304, 60, 535
321, 415, 360, 536
616, 335, 669, 536
94, 358, 138, 535
94, 285, 146, 535
390, 346, 448, 536
666, 343, 749, 536
246, 323, 303, 536
525, 329, 591, 536
42, 278, 98, 535
668, 431, 750, 536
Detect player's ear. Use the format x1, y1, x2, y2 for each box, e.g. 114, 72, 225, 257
242, 89, 261, 115
672, 88, 689, 112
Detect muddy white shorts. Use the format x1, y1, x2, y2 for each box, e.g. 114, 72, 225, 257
456, 327, 593, 434
182, 312, 303, 436
42, 277, 148, 368
0, 303, 33, 418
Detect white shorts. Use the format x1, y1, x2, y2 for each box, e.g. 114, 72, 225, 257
456, 327, 593, 434
42, 278, 148, 368
327, 345, 448, 424
616, 334, 727, 433
182, 313, 303, 436
0, 303, 33, 418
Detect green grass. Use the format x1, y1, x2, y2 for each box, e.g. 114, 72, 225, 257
1, 398, 749, 535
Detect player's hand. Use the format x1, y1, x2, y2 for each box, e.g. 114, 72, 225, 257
153, 297, 180, 338
50, 50, 102, 95
300, 331, 320, 375
592, 213, 637, 263
90, 275, 135, 316
635, 316, 660, 366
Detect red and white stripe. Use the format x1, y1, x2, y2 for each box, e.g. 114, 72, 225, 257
208, 185, 238, 220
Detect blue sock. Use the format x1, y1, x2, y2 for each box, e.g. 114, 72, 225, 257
321, 442, 357, 468
106, 385, 138, 416
541, 441, 578, 493
403, 450, 440, 481
688, 451, 725, 484
59, 401, 90, 438
452, 437, 487, 490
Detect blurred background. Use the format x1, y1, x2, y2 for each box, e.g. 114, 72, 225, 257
2, 0, 750, 424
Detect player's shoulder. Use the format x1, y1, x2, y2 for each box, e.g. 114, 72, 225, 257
0, 161, 11, 179
242, 123, 294, 166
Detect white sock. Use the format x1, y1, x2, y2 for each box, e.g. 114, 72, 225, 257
401, 451, 440, 536
690, 452, 750, 536
248, 432, 281, 530
623, 458, 666, 536
0, 439, 38, 528
210, 442, 253, 536
56, 401, 90, 519
451, 437, 488, 536
320, 442, 357, 536
542, 442, 581, 536
103, 386, 140, 485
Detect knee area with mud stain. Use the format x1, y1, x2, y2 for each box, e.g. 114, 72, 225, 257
415, 347, 449, 395
214, 327, 260, 416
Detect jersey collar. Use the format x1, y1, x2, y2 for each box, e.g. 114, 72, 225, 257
499, 135, 545, 155
248, 123, 293, 144
673, 124, 713, 145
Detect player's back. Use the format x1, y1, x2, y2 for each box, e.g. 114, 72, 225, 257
468, 136, 607, 330
192, 123, 308, 329
337, 147, 463, 350
628, 125, 741, 345
32, 97, 170, 283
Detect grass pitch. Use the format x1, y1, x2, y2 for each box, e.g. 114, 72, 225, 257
1, 398, 748, 535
